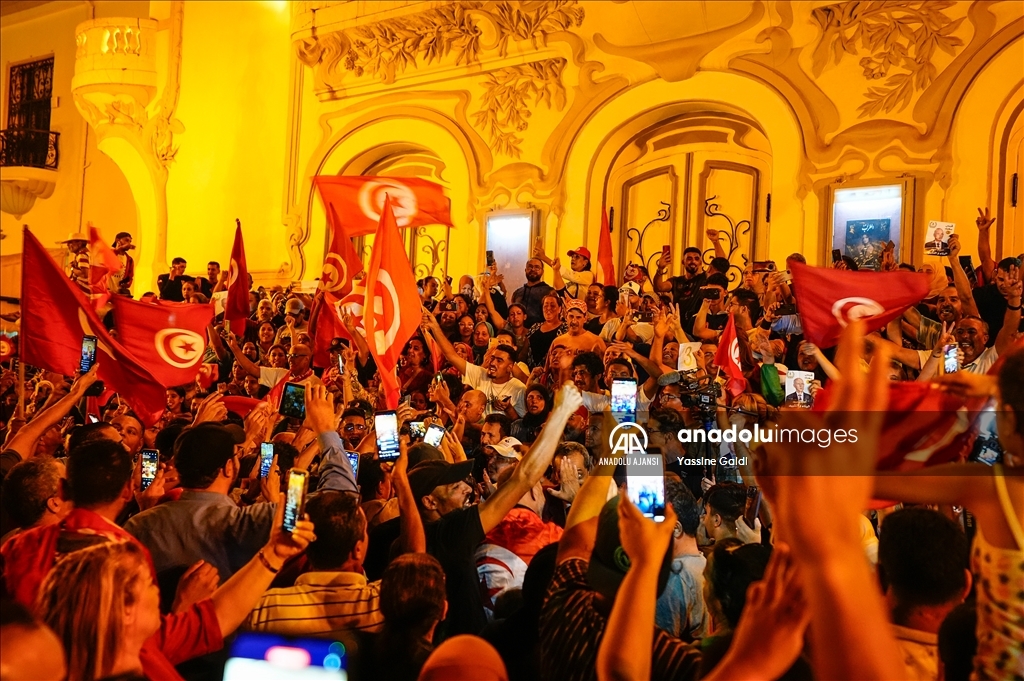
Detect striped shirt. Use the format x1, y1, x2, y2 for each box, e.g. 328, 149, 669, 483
539, 558, 702, 681
245, 570, 383, 637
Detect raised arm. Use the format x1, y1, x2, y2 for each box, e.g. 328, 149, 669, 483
706, 228, 727, 260
3, 365, 99, 458
946, 235, 981, 317
477, 383, 583, 533
225, 333, 260, 377
304, 385, 358, 494
692, 297, 719, 341
393, 436, 426, 554
479, 279, 508, 331
420, 312, 467, 375
976, 207, 997, 282
993, 264, 1022, 356
652, 249, 673, 293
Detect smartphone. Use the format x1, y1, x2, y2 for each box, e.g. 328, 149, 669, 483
752, 260, 776, 273
486, 250, 495, 267
140, 449, 159, 491
831, 248, 843, 263
346, 450, 361, 478
259, 442, 275, 479
445, 276, 453, 285
336, 352, 345, 374
633, 310, 654, 323
424, 423, 446, 447
774, 303, 797, 316
223, 632, 347, 680
742, 486, 761, 530
943, 343, 959, 374
959, 255, 977, 287
408, 421, 426, 439
627, 458, 666, 522
399, 394, 412, 408
701, 288, 721, 300
282, 469, 308, 532
279, 382, 306, 419
610, 378, 638, 421
80, 335, 98, 373
375, 410, 401, 461
86, 414, 99, 424
662, 245, 671, 261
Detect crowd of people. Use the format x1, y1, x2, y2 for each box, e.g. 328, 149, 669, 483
0, 207, 1021, 681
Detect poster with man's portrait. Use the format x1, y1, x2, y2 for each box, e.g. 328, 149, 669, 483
784, 370, 816, 408
844, 219, 890, 271
924, 221, 955, 256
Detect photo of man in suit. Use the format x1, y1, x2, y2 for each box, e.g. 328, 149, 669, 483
924, 226, 949, 256
785, 374, 813, 406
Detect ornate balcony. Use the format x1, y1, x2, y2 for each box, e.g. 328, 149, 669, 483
0, 129, 59, 219
0, 129, 59, 169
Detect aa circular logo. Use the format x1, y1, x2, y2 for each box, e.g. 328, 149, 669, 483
154, 329, 205, 368
609, 422, 648, 456
358, 180, 418, 227
321, 253, 349, 293
831, 297, 885, 326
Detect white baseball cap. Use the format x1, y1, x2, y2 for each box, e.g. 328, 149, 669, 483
486, 436, 523, 460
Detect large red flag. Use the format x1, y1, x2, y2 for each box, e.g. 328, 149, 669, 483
88, 224, 122, 309
320, 205, 365, 297
715, 314, 747, 397
111, 297, 214, 387
20, 228, 166, 425
226, 222, 249, 336
363, 196, 423, 408
314, 176, 452, 237
596, 205, 616, 286
789, 260, 930, 349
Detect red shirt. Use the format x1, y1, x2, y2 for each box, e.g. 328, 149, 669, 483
140, 599, 224, 681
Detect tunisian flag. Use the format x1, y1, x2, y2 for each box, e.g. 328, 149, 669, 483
111, 297, 214, 387
226, 222, 249, 336
363, 196, 422, 408
88, 224, 122, 309
311, 208, 367, 367
715, 314, 747, 398
20, 228, 166, 425
595, 205, 616, 286
314, 176, 452, 237
789, 260, 930, 349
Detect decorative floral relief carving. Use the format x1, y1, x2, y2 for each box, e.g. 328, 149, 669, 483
471, 58, 566, 159
811, 1, 965, 118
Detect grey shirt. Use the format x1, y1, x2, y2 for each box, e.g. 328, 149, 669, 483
655, 554, 709, 642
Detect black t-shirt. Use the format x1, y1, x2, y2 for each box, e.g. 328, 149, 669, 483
528, 324, 565, 368
668, 272, 708, 317
156, 274, 193, 302
973, 283, 1007, 345
424, 505, 487, 637
513, 282, 555, 328
583, 316, 604, 335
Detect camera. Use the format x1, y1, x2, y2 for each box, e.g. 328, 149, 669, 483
679, 379, 722, 410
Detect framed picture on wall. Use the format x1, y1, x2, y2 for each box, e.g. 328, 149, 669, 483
822, 178, 916, 269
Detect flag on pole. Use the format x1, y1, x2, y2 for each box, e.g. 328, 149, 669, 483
789, 260, 930, 349
88, 224, 122, 309
226, 221, 249, 336
714, 314, 747, 397
314, 176, 453, 237
111, 296, 214, 387
596, 205, 616, 286
362, 195, 425, 408
20, 228, 166, 425
311, 206, 368, 368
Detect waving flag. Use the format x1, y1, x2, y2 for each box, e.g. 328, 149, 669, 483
314, 176, 452, 237
88, 224, 122, 309
715, 314, 747, 398
20, 228, 166, 425
321, 205, 365, 297
226, 221, 250, 336
111, 296, 214, 387
363, 195, 423, 408
789, 260, 929, 349
596, 205, 616, 286
311, 205, 369, 368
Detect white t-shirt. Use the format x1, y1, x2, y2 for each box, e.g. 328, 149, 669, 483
599, 318, 655, 343
963, 346, 998, 375
464, 362, 527, 417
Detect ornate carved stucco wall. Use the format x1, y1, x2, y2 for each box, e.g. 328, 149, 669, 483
285, 0, 1024, 284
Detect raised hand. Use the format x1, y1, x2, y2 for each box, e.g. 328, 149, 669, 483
302, 384, 336, 435
976, 207, 995, 231
553, 382, 584, 415
946, 233, 962, 259
706, 228, 720, 243
172, 561, 219, 613
193, 392, 228, 425
547, 456, 582, 502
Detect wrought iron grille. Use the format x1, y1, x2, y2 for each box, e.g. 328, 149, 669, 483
0, 129, 60, 169
7, 57, 54, 132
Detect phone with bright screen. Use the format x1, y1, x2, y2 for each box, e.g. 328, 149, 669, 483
222, 632, 346, 680
423, 423, 445, 448
408, 421, 426, 440
627, 454, 666, 522
282, 469, 308, 533
375, 411, 400, 461
259, 443, 275, 479
279, 383, 306, 420
80, 335, 98, 373
610, 378, 638, 421
345, 451, 361, 478
943, 344, 959, 374
140, 449, 159, 491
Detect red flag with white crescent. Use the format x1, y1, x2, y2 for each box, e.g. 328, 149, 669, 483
226, 223, 249, 336
714, 314, 747, 398
19, 228, 166, 425
362, 196, 423, 408
88, 224, 122, 310
321, 204, 365, 298
596, 205, 616, 286
789, 260, 930, 349
0, 334, 15, 363
111, 296, 214, 387
314, 176, 452, 237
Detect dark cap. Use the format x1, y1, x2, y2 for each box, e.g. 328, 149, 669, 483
407, 442, 444, 469
586, 496, 672, 601
173, 422, 246, 483
408, 459, 474, 501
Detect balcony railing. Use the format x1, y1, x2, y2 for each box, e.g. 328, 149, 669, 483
0, 129, 60, 169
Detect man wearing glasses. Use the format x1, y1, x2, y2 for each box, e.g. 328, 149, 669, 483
340, 408, 368, 450
226, 339, 324, 390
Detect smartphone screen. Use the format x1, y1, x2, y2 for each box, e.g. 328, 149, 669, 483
282, 469, 308, 532
140, 449, 159, 491
424, 423, 446, 448
279, 382, 306, 419
610, 378, 638, 421
336, 353, 345, 374
408, 421, 426, 439
345, 451, 361, 478
86, 414, 99, 424
375, 411, 400, 461
831, 248, 842, 263
943, 344, 959, 374
627, 457, 666, 522
223, 632, 346, 680
259, 442, 275, 479
80, 335, 98, 373
486, 250, 495, 267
